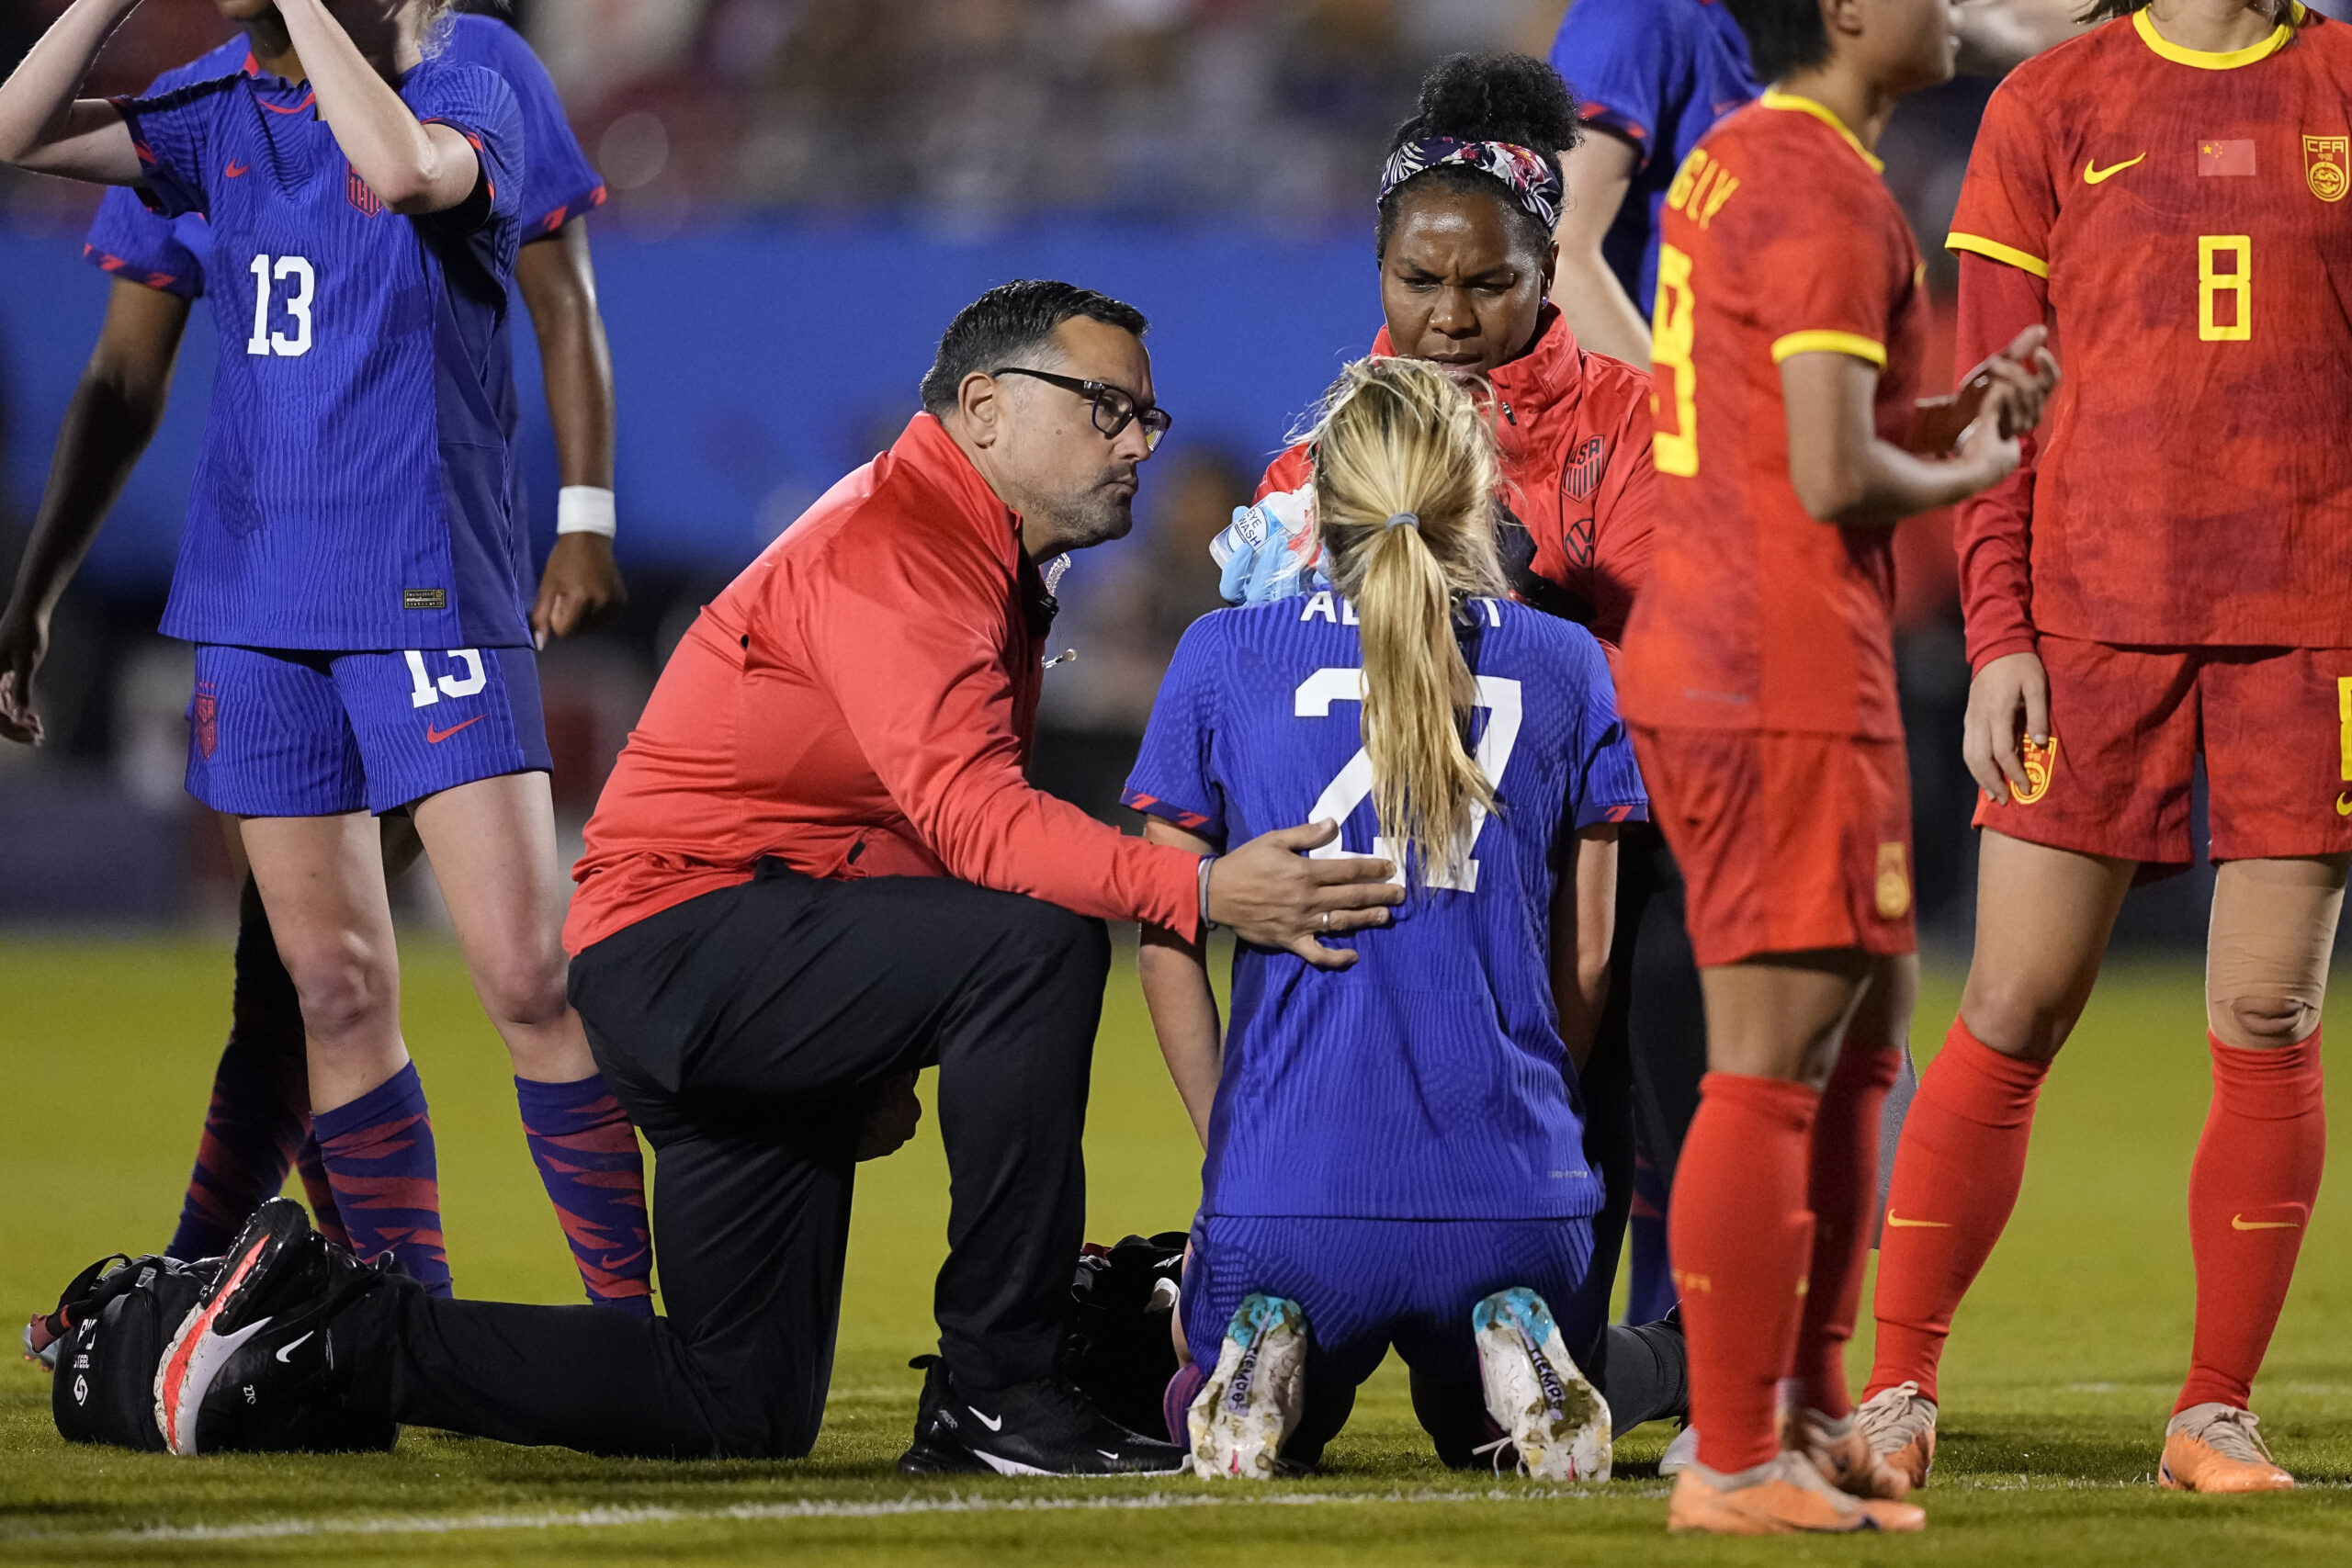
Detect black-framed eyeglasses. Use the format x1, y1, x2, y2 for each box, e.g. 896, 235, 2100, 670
989, 367, 1173, 450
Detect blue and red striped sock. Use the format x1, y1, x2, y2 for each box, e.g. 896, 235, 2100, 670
515, 1074, 654, 1314
166, 1035, 310, 1261
295, 1134, 351, 1250
312, 1061, 452, 1296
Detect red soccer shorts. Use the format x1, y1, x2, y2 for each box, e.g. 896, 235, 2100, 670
1973, 637, 2352, 869
1634, 726, 1917, 968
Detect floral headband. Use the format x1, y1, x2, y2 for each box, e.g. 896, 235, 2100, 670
1378, 137, 1563, 231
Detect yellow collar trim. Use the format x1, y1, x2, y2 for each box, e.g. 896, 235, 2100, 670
2133, 2, 2301, 70
1758, 90, 1885, 174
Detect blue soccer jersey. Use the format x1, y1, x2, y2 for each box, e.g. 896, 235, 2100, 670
1124, 593, 1647, 1223
1548, 0, 1758, 320
110, 53, 528, 652
83, 17, 605, 301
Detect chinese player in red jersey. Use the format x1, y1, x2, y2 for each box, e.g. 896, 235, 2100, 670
1861, 0, 2352, 1496
1619, 0, 2057, 1534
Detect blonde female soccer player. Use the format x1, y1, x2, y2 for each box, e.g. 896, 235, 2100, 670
1126, 358, 1646, 1479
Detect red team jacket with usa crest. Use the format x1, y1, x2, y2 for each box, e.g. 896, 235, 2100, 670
1255, 306, 1657, 657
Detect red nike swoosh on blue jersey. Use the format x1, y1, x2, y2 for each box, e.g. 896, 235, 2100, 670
224, 161, 248, 177
424, 716, 484, 744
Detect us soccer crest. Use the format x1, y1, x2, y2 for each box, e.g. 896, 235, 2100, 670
2306, 135, 2349, 203
192, 687, 219, 760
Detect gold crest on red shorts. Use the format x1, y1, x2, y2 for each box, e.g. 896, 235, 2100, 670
2013, 733, 2058, 806
1874, 842, 1911, 920
2307, 135, 2350, 202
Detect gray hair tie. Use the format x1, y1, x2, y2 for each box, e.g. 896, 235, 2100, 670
1385, 512, 1419, 530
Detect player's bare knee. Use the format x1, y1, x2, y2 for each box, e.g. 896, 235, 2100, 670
1958, 976, 2076, 1063
285, 950, 395, 1043
473, 947, 571, 1033
2211, 994, 2320, 1051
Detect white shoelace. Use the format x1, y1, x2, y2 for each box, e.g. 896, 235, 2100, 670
1855, 1382, 1935, 1454
2179, 1406, 2277, 1467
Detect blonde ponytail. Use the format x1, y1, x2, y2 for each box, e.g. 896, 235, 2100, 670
1306, 358, 1508, 884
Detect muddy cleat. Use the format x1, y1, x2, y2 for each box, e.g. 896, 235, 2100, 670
1789, 1406, 1912, 1501
899, 1355, 1187, 1477
152, 1199, 393, 1456
23, 1314, 62, 1372
1188, 1293, 1307, 1479
1856, 1381, 1938, 1492
2160, 1404, 2294, 1493
1471, 1287, 1610, 1482
1668, 1449, 1928, 1535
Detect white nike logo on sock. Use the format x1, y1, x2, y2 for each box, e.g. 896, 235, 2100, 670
274, 1331, 315, 1363
968, 1406, 1003, 1431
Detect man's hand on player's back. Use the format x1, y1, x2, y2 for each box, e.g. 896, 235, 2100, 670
1209, 820, 1402, 971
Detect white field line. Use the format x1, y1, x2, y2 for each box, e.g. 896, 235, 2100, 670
56, 1488, 1592, 1544
17, 1472, 2338, 1547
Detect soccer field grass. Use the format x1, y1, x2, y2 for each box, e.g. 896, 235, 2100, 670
3, 937, 2348, 1565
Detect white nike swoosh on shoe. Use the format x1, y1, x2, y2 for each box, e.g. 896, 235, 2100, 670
274, 1331, 315, 1363
968, 1407, 1003, 1432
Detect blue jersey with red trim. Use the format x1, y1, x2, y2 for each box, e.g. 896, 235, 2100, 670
1122, 593, 1645, 1221
112, 55, 530, 651
1549, 0, 1757, 320
84, 17, 603, 300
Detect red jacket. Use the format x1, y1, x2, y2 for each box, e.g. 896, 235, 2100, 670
1256, 307, 1657, 653
564, 413, 1201, 954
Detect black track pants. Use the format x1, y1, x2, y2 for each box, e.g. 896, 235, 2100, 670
349, 861, 1109, 1457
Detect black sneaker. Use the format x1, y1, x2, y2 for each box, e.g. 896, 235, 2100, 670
153, 1198, 394, 1455
897, 1354, 1187, 1476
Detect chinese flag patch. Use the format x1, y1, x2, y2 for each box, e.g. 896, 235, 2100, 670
2199, 139, 2256, 177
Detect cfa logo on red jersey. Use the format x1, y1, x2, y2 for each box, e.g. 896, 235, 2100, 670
2013, 733, 2058, 806
2305, 136, 2348, 203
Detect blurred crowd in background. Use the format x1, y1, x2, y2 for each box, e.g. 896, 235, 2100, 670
0, 0, 2277, 942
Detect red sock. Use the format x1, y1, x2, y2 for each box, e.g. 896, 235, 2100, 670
1865, 1018, 2047, 1404
2177, 1030, 2325, 1414
1670, 1072, 1818, 1474
1793, 1042, 1902, 1420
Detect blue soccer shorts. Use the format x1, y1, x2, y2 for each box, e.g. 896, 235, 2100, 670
1180, 1213, 1598, 1457
186, 644, 553, 817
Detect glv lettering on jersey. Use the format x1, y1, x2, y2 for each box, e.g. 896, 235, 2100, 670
402, 589, 448, 611
2306, 135, 2349, 203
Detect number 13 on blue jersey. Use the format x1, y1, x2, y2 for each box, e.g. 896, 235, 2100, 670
1293, 668, 1522, 892
248, 254, 315, 357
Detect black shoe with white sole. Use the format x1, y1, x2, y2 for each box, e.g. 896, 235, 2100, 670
153, 1198, 395, 1455
897, 1354, 1187, 1476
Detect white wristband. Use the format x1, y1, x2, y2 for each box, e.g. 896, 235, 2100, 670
557, 486, 616, 538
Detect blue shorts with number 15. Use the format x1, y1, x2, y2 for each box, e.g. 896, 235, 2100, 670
186, 644, 552, 818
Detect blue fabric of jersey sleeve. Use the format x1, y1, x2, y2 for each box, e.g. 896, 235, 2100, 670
1122, 615, 1228, 845
409, 62, 526, 229
111, 75, 241, 221
452, 16, 605, 236
1566, 629, 1648, 829
83, 183, 204, 297
1548, 0, 1688, 172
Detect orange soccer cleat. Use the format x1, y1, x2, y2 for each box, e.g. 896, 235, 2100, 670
1856, 1381, 1939, 1491
2159, 1404, 2295, 1494
1667, 1450, 1927, 1535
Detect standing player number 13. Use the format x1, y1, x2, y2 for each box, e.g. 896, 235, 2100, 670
248, 254, 315, 357
1295, 667, 1522, 893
